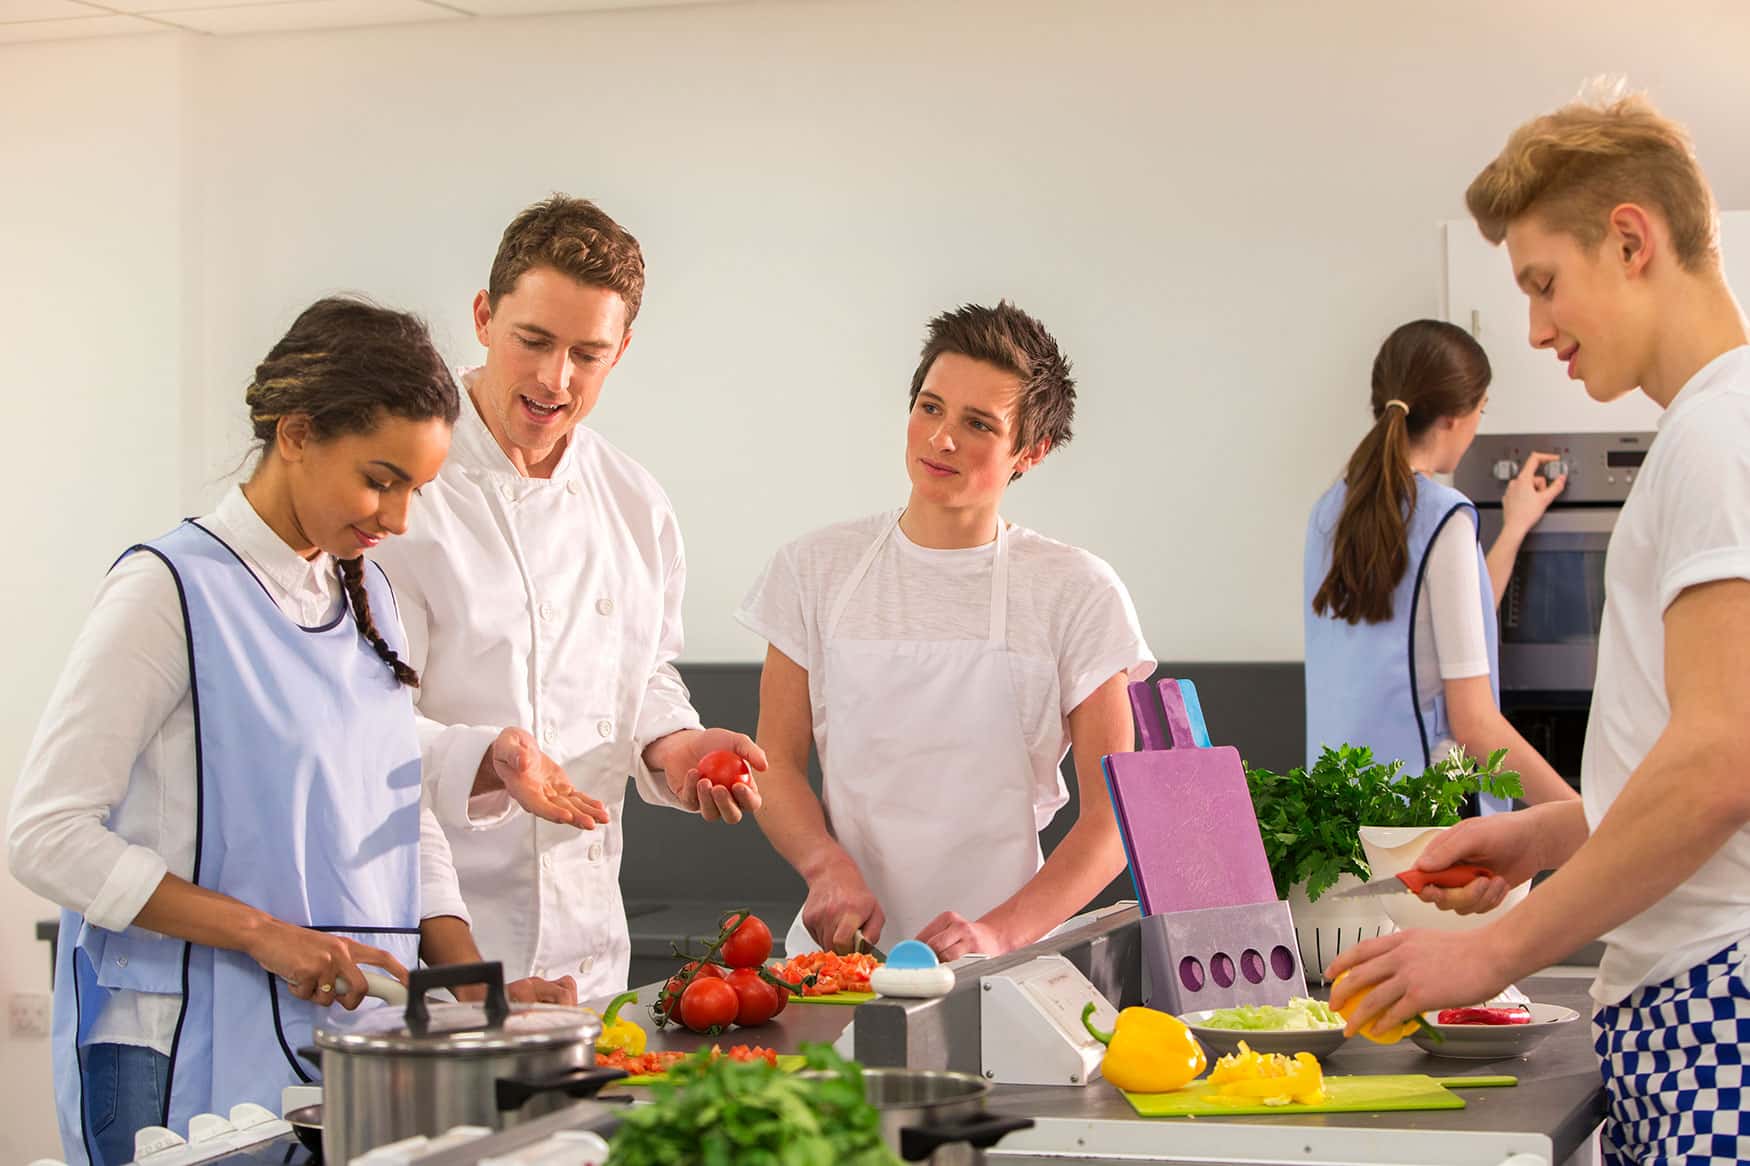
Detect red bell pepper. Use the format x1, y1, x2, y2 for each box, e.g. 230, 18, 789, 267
1436, 1006, 1532, 1026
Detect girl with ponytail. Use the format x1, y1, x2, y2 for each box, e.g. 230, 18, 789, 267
1303, 320, 1576, 811
9, 298, 576, 1166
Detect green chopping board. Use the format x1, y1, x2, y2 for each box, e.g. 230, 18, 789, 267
620, 1053, 807, 1085
785, 990, 876, 1006
1123, 1074, 1516, 1117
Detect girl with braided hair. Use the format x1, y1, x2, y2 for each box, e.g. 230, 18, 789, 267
8, 297, 578, 1166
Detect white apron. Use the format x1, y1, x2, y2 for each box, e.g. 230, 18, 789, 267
786, 516, 1042, 955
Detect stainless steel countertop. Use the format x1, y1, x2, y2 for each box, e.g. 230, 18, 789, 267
584, 970, 1602, 1162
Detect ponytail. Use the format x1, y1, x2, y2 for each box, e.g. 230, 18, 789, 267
1311, 406, 1417, 623
339, 557, 420, 688
1311, 319, 1490, 626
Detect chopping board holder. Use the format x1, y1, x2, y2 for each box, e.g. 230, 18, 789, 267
1103, 678, 1307, 1014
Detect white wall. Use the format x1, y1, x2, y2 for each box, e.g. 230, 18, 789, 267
6, 1, 1750, 1154
0, 34, 187, 1162
181, 0, 1750, 664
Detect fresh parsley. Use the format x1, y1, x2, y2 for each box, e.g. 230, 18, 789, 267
607, 1042, 901, 1166
1246, 745, 1523, 902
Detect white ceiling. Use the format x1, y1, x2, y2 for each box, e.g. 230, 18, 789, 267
0, 0, 758, 42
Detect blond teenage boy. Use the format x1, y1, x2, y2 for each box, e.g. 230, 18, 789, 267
1329, 91, 1750, 1163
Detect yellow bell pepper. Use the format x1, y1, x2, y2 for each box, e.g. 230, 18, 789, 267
1331, 972, 1423, 1045
1207, 1040, 1325, 1106
594, 991, 646, 1055
1081, 1002, 1206, 1093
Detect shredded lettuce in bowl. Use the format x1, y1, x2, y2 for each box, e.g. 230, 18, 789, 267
1195, 997, 1343, 1031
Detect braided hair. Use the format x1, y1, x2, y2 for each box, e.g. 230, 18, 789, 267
245, 296, 461, 686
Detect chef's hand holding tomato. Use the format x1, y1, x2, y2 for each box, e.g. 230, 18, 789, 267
801, 851, 885, 954
478, 727, 612, 829
643, 728, 768, 823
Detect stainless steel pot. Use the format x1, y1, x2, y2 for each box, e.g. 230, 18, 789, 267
812, 1068, 1034, 1165
303, 961, 625, 1165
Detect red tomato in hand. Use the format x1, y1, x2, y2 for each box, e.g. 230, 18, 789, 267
678, 976, 739, 1034
726, 967, 781, 1027
719, 914, 773, 968
697, 749, 750, 788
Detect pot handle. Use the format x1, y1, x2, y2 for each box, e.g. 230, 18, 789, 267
898, 1113, 1034, 1161
496, 1065, 629, 1113
405, 961, 509, 1035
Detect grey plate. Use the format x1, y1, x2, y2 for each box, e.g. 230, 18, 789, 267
1178, 1011, 1350, 1060
1410, 1002, 1580, 1060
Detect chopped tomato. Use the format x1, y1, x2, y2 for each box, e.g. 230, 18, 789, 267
595, 1044, 779, 1077
777, 951, 880, 995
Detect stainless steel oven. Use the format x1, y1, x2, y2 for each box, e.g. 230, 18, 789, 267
1453, 431, 1656, 788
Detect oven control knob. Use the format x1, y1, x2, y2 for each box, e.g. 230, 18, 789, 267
1541, 459, 1570, 483
1492, 458, 1521, 482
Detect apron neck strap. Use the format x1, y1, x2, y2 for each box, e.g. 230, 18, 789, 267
824, 511, 1010, 644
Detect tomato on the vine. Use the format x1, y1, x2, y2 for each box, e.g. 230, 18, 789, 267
719, 914, 773, 968
677, 976, 739, 1034
726, 967, 782, 1027
697, 750, 751, 788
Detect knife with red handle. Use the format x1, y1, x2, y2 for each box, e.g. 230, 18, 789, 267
1332, 864, 1497, 898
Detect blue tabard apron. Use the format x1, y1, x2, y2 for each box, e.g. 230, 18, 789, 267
51, 520, 421, 1163
1303, 475, 1508, 814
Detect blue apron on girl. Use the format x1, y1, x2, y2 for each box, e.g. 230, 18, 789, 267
1303, 475, 1509, 814
51, 520, 422, 1163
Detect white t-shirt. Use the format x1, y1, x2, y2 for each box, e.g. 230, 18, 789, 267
1584, 344, 1750, 1004
736, 510, 1155, 820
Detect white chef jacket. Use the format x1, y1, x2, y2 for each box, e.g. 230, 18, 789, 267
373, 371, 701, 994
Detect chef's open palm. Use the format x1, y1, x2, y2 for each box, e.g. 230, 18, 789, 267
247, 919, 408, 1011
488, 727, 611, 830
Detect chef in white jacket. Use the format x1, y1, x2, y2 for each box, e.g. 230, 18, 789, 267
374, 196, 764, 997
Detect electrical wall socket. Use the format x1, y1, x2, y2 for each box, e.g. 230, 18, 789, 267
9, 992, 51, 1039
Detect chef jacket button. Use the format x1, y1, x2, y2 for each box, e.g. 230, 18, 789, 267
498, 482, 515, 500
539, 602, 556, 621
566, 479, 581, 496
588, 843, 603, 862
541, 853, 554, 872
596, 719, 613, 738
116, 956, 128, 968
542, 727, 557, 745
595, 598, 613, 616
579, 956, 595, 973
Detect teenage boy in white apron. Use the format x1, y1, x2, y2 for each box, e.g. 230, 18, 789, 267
738, 302, 1154, 959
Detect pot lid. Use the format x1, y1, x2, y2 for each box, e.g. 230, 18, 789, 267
313, 998, 600, 1055
310, 960, 600, 1056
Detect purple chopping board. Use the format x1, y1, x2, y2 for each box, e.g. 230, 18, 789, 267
1104, 679, 1278, 913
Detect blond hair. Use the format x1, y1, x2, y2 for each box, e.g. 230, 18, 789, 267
1465, 86, 1719, 272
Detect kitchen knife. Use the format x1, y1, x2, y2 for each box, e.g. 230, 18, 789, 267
853, 929, 889, 961
1331, 864, 1496, 899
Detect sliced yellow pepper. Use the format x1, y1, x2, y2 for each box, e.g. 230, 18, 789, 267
1208, 1040, 1325, 1105
1081, 1002, 1206, 1093
594, 991, 646, 1055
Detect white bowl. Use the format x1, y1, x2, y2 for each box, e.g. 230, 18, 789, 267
1178, 1010, 1351, 1061
1409, 1001, 1580, 1059
1357, 826, 1529, 933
